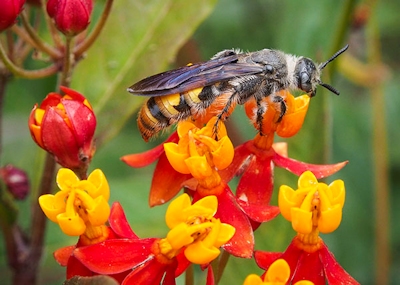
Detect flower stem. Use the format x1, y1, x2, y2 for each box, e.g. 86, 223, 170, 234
367, 9, 390, 285
0, 42, 58, 79
20, 11, 62, 59
0, 72, 9, 161
58, 36, 73, 88
322, 0, 357, 163
184, 264, 194, 285
214, 250, 230, 284
74, 0, 114, 58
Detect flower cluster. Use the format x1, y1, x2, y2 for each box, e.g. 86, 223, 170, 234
120, 90, 357, 284
28, 74, 358, 284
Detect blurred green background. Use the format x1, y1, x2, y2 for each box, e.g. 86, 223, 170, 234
1, 0, 399, 284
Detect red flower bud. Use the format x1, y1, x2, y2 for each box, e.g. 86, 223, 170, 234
0, 165, 30, 200
0, 0, 25, 32
29, 86, 96, 172
46, 0, 93, 36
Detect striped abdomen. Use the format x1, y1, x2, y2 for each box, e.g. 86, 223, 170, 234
137, 86, 216, 141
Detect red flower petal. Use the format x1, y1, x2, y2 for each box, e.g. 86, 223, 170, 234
122, 258, 173, 285
161, 260, 178, 285
236, 154, 274, 206
74, 238, 157, 274
218, 141, 253, 183
319, 242, 360, 284
63, 99, 96, 148
121, 132, 179, 168
54, 245, 76, 266
206, 266, 215, 285
273, 151, 348, 179
109, 202, 138, 239
293, 250, 325, 285
254, 250, 282, 270
66, 255, 94, 279
60, 86, 87, 102
149, 153, 191, 206
40, 93, 62, 109
174, 251, 191, 277
41, 107, 80, 167
237, 201, 280, 223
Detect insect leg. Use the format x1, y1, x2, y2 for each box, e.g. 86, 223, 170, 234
272, 94, 287, 123
256, 98, 266, 135
213, 90, 239, 138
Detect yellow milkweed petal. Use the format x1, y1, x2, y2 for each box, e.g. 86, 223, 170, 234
291, 207, 313, 234
56, 168, 79, 191
164, 142, 191, 174
184, 239, 220, 264
87, 169, 110, 200
57, 212, 86, 236
266, 259, 291, 283
165, 193, 192, 229
243, 274, 264, 285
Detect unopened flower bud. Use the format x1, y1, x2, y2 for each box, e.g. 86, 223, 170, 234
0, 165, 30, 200
0, 0, 25, 32
29, 86, 96, 172
47, 0, 93, 36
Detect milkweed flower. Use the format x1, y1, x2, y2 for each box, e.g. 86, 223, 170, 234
164, 117, 234, 189
279, 171, 345, 234
219, 91, 347, 225
54, 201, 139, 281
162, 193, 235, 264
38, 168, 109, 237
0, 0, 25, 32
254, 172, 359, 285
47, 0, 93, 36
243, 259, 313, 285
73, 194, 234, 285
162, 118, 259, 258
29, 86, 96, 175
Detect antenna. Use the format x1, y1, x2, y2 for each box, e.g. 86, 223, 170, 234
319, 44, 349, 70
320, 82, 340, 95
317, 44, 349, 96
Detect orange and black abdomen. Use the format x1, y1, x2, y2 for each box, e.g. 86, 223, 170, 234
137, 86, 215, 141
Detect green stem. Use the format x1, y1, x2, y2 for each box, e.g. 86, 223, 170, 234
367, 8, 390, 285
184, 264, 194, 285
20, 11, 62, 59
0, 42, 59, 79
73, 0, 114, 58
0, 72, 8, 161
58, 36, 73, 87
39, 0, 64, 50
214, 250, 230, 284
322, 0, 357, 163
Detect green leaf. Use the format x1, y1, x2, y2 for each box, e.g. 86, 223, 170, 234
71, 0, 217, 147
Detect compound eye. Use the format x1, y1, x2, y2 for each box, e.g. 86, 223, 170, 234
265, 64, 274, 74
300, 72, 311, 92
